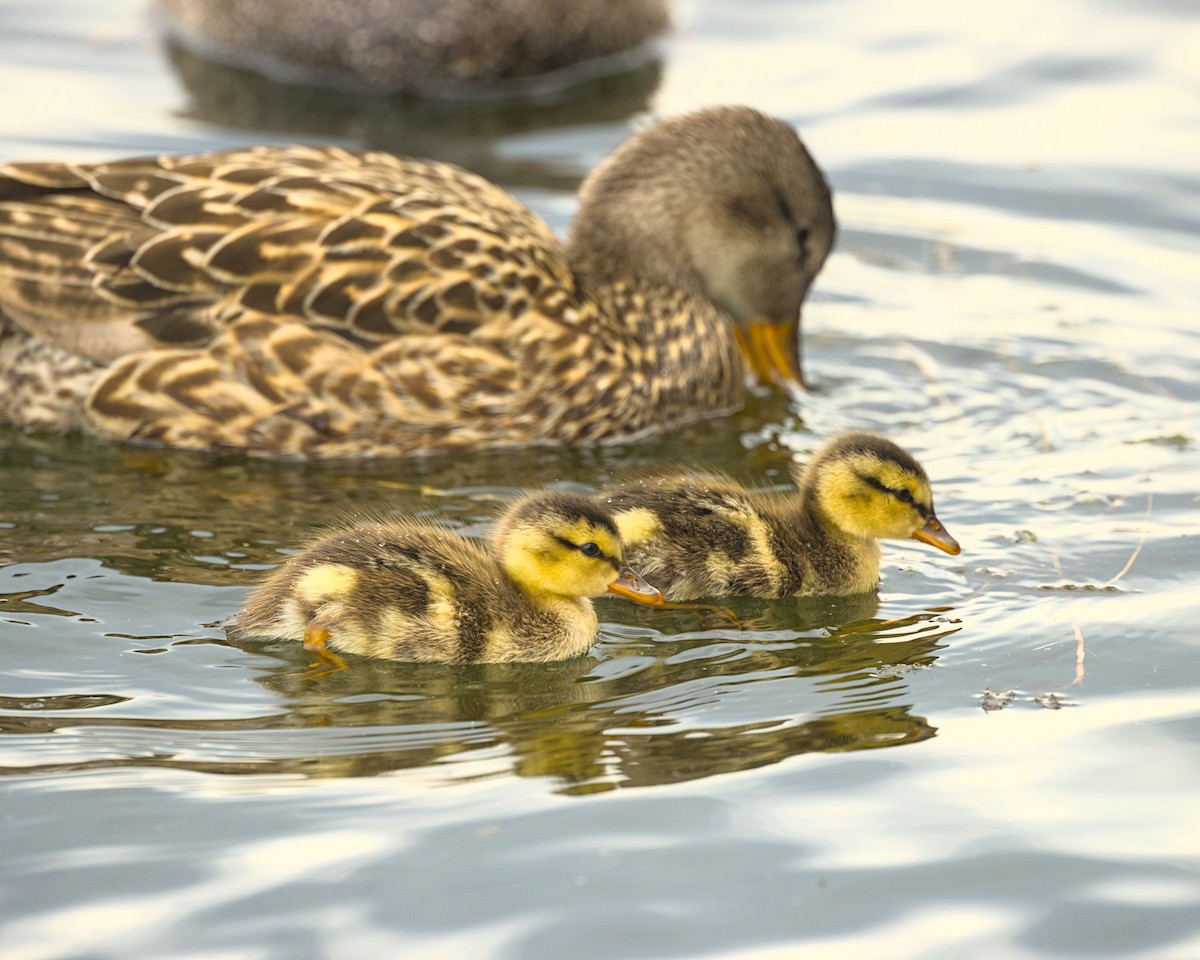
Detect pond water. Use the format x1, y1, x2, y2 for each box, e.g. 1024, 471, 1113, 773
2, 1, 1200, 957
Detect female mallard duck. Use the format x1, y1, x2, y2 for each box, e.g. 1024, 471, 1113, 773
0, 105, 833, 458
228, 490, 663, 668
155, 0, 669, 94
602, 431, 961, 600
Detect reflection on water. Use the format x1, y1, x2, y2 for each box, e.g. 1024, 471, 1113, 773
0, 560, 952, 794
164, 40, 663, 185
0, 398, 794, 584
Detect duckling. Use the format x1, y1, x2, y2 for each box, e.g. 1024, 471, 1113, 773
0, 105, 833, 458
155, 0, 669, 95
602, 431, 960, 600
227, 490, 663, 668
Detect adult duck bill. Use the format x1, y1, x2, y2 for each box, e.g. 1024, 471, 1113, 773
735, 317, 805, 390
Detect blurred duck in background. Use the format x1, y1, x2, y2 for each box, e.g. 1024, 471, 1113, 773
154, 0, 670, 95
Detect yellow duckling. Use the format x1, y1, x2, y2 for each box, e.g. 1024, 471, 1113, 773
0, 105, 834, 458
156, 0, 669, 94
603, 431, 961, 600
228, 490, 663, 668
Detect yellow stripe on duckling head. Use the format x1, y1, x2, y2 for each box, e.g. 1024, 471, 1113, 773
493, 490, 632, 601
874, 460, 932, 510
558, 519, 622, 560
499, 526, 615, 600
815, 457, 934, 542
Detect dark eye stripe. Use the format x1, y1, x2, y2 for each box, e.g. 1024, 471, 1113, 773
857, 473, 930, 518
554, 535, 620, 570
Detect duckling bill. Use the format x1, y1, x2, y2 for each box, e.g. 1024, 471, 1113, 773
228, 491, 663, 669
603, 431, 960, 600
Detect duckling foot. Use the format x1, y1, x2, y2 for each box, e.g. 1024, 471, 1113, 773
301, 624, 350, 679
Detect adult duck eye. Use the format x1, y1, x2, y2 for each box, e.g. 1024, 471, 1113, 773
794, 225, 810, 265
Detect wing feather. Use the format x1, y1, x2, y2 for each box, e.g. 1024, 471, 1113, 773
0, 147, 574, 361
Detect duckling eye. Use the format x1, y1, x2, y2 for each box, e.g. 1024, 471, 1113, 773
579, 542, 602, 558
894, 488, 914, 505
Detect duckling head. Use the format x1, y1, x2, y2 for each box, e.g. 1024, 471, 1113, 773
802, 432, 961, 555
568, 105, 835, 389
493, 491, 663, 604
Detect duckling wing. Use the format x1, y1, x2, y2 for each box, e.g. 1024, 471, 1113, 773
607, 478, 791, 599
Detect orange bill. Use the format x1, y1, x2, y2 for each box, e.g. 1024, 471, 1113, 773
911, 516, 961, 556
607, 565, 665, 606
734, 317, 805, 389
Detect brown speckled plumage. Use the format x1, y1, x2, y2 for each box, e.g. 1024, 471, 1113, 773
0, 106, 834, 458
603, 432, 961, 600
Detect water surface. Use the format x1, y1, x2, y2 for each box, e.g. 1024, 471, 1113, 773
2, 1, 1199, 957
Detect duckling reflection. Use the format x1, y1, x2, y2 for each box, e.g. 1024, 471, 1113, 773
228, 491, 662, 670
237, 601, 947, 792
604, 431, 961, 600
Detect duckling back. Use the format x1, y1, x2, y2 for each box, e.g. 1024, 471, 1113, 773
230, 522, 598, 663
604, 474, 804, 599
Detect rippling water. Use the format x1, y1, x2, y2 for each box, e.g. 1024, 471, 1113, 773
3, 1, 1200, 957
